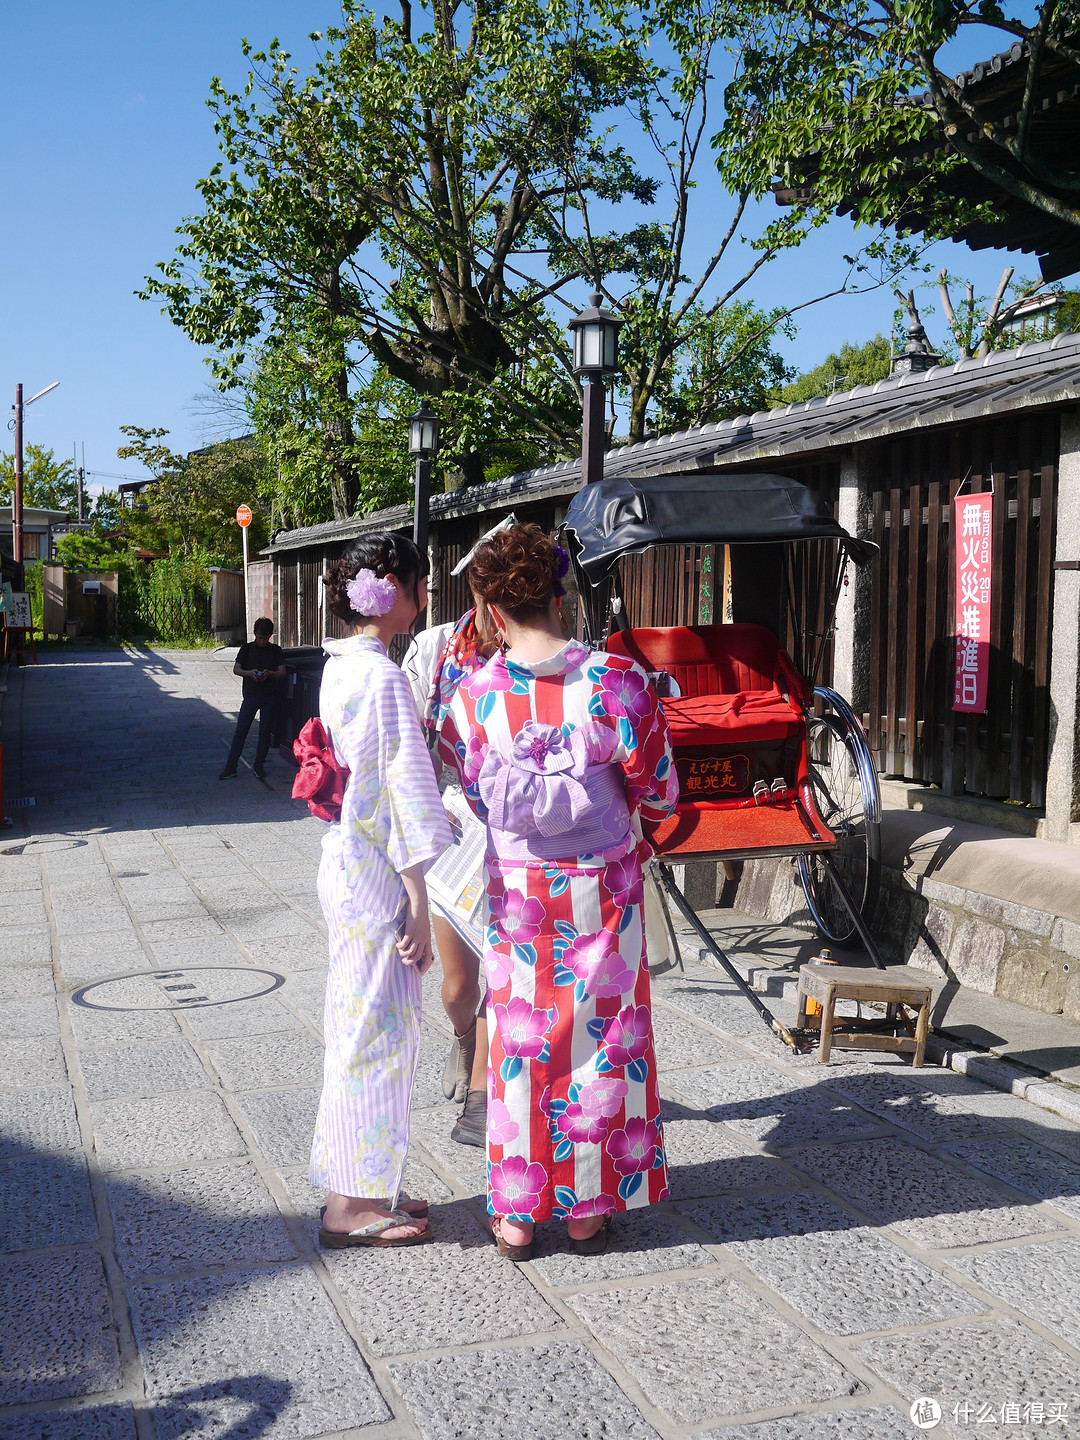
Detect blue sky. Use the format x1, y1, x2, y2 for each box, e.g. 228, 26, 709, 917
2, 3, 1030, 497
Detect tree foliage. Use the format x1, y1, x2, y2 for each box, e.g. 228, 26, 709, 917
0, 445, 78, 511
54, 530, 133, 573
144, 0, 915, 522
114, 428, 269, 566
716, 0, 1080, 247
777, 335, 892, 403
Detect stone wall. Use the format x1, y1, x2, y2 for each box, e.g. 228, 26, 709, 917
682, 853, 1080, 1024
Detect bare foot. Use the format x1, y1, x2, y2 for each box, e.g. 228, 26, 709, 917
566, 1215, 606, 1242
496, 1216, 534, 1248
323, 1192, 429, 1242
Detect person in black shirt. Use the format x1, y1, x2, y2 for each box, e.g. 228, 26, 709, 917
219, 617, 286, 780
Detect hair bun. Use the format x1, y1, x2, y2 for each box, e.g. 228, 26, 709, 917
468, 523, 560, 618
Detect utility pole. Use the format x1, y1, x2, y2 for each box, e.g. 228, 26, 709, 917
13, 385, 23, 569
10, 381, 60, 569
74, 443, 85, 523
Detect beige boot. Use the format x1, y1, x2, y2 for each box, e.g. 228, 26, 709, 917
441, 1018, 477, 1103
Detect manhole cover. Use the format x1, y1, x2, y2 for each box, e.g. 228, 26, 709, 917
2, 838, 86, 855
70, 965, 285, 1012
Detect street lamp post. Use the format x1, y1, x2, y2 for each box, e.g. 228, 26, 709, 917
567, 291, 622, 641
10, 380, 60, 572
408, 402, 440, 631
568, 291, 622, 487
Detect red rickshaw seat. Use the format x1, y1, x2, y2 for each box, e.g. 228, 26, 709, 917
606, 623, 809, 726
662, 692, 803, 746
607, 624, 826, 859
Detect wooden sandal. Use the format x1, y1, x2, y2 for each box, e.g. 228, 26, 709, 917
569, 1215, 612, 1255
490, 1215, 533, 1261
319, 1209, 433, 1249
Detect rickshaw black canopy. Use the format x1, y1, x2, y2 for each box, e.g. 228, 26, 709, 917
563, 472, 876, 584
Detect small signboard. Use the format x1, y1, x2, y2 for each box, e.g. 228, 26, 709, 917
236, 504, 253, 528
5, 593, 32, 629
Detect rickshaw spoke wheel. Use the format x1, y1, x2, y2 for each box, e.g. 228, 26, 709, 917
799, 697, 881, 947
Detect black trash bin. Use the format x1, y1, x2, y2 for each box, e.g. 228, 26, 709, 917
274, 646, 328, 758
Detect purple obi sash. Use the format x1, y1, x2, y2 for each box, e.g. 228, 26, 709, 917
477, 721, 630, 863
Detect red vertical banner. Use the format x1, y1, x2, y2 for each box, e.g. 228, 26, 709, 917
952, 492, 994, 713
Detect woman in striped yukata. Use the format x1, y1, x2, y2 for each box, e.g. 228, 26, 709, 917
310, 533, 452, 1248
438, 524, 679, 1259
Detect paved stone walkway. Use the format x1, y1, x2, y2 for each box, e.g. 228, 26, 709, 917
2, 646, 1079, 1439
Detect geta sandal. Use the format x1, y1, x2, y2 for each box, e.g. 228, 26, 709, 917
490, 1215, 533, 1261
569, 1214, 612, 1255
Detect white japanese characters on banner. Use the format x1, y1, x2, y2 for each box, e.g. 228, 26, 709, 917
953, 492, 993, 713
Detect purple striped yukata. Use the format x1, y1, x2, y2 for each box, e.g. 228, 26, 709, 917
309, 635, 452, 1200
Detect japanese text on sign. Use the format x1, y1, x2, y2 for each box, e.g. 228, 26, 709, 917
952, 493, 993, 714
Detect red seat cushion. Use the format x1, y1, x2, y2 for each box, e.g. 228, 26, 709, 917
607, 623, 809, 705
662, 692, 803, 746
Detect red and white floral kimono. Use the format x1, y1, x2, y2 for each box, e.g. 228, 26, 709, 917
439, 638, 678, 1223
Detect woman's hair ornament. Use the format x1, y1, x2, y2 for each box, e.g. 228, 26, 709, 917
345, 568, 397, 617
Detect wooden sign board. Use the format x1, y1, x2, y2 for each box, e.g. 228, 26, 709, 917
5, 593, 32, 629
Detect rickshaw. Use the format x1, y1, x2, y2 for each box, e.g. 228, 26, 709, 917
562, 471, 885, 1051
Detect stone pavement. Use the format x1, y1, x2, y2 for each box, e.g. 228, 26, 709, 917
2, 645, 1080, 1439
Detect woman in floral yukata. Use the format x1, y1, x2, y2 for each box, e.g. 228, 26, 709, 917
312, 534, 452, 1249
438, 524, 679, 1259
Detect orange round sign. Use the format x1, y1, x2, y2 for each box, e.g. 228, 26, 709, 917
236, 504, 252, 528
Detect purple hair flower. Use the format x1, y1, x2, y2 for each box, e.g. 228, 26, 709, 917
553, 544, 571, 597
345, 568, 397, 617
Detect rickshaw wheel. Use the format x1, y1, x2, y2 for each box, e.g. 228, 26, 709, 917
798, 689, 882, 947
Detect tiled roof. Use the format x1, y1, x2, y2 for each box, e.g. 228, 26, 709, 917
265, 331, 1080, 553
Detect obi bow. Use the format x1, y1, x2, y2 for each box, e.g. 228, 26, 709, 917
477, 722, 613, 838
292, 717, 350, 823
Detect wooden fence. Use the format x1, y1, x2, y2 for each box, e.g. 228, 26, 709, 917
864, 414, 1059, 806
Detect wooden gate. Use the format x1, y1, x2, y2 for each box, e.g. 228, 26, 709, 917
864, 415, 1058, 806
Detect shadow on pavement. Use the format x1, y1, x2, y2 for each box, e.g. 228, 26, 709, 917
5, 647, 306, 841
0, 1136, 368, 1438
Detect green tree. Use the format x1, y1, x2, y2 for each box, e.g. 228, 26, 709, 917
114, 428, 269, 565
145, 0, 913, 517
54, 530, 133, 573
645, 300, 795, 432
142, 0, 650, 506
778, 335, 893, 403
715, 0, 1080, 249
0, 445, 77, 511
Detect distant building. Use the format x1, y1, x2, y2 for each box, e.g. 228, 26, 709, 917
0, 506, 72, 562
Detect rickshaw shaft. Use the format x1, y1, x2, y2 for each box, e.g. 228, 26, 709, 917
655, 864, 799, 1051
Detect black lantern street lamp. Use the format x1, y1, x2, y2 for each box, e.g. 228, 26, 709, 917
568, 291, 622, 489
408, 401, 440, 631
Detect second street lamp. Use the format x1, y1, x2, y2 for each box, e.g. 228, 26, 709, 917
408, 402, 440, 631
568, 291, 622, 489
567, 290, 622, 643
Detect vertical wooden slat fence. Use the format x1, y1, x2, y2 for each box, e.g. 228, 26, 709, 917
863, 415, 1059, 806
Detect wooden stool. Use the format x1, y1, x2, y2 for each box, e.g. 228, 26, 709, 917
796, 962, 933, 1066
